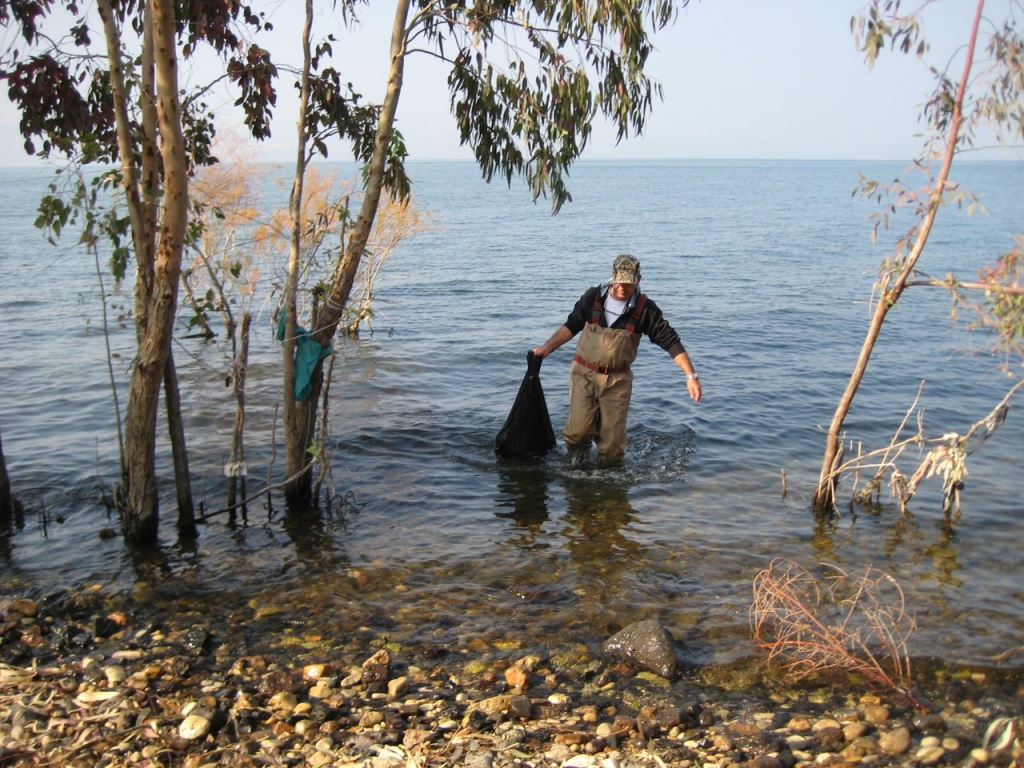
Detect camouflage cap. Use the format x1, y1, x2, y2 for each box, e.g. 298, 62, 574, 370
611, 254, 642, 284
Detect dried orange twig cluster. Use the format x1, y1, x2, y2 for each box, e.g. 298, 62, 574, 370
750, 558, 923, 710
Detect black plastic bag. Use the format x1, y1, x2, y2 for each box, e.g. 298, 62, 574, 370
495, 351, 557, 459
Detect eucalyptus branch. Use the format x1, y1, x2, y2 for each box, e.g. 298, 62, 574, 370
84, 196, 126, 481
905, 278, 1024, 295
813, 0, 987, 511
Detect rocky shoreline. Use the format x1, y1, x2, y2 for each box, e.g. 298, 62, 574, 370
1, 591, 1022, 768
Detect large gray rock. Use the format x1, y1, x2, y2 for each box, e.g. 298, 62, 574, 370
601, 620, 678, 679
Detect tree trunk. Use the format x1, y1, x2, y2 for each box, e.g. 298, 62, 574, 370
282, 0, 413, 506
97, 0, 163, 543
0, 428, 22, 527
122, 0, 189, 543
97, 0, 157, 267
164, 351, 196, 536
313, 0, 411, 346
228, 312, 251, 513
282, 0, 316, 507
811, 0, 983, 513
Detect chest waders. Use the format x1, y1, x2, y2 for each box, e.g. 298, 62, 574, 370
564, 293, 647, 463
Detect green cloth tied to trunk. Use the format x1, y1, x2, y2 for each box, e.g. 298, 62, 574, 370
277, 314, 333, 401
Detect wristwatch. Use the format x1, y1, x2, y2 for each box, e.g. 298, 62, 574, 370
687, 373, 699, 381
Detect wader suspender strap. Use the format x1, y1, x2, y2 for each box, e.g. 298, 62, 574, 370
590, 291, 648, 331
624, 294, 647, 333
590, 292, 605, 325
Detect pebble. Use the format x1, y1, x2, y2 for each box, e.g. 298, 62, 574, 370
863, 705, 890, 724
387, 675, 409, 698
787, 716, 812, 732
268, 690, 297, 713
505, 665, 530, 690
878, 725, 912, 754
303, 662, 331, 680
843, 721, 868, 741
102, 665, 125, 685
917, 745, 947, 764
179, 713, 212, 740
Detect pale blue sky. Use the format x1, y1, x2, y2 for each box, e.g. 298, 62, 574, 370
1, 0, 1017, 167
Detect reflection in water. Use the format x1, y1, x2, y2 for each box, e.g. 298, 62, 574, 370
494, 461, 552, 544
810, 512, 838, 560
0, 530, 14, 570
561, 476, 642, 571
803, 502, 968, 637
125, 543, 176, 593
0, 500, 22, 567
491, 459, 654, 640
280, 505, 352, 577
924, 524, 964, 590
884, 513, 919, 559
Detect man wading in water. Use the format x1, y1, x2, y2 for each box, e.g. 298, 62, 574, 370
532, 254, 702, 465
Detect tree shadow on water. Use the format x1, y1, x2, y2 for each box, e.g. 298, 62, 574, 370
279, 501, 352, 577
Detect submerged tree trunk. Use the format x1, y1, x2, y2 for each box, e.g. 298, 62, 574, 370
812, 0, 983, 513
227, 312, 251, 513
0, 429, 23, 527
164, 351, 195, 536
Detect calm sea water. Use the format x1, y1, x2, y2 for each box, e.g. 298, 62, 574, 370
1, 159, 1022, 672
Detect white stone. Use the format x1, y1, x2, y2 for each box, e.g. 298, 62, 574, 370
112, 649, 144, 661
294, 719, 318, 736
179, 714, 212, 741
75, 689, 121, 704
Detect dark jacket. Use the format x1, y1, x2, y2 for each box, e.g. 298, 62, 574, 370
563, 285, 686, 359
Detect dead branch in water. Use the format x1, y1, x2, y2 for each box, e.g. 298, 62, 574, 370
825, 378, 1024, 519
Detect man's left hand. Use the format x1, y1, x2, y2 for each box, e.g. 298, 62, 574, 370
687, 378, 702, 403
